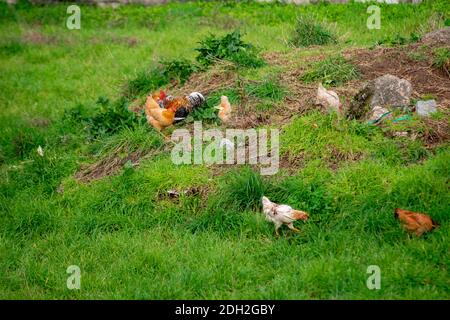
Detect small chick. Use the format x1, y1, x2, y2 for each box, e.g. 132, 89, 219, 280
215, 95, 232, 123
394, 208, 438, 237
262, 196, 309, 236
316, 83, 342, 114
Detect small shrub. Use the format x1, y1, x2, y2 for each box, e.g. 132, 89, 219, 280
195, 30, 264, 68
300, 55, 360, 86
89, 96, 138, 137
160, 58, 197, 84
290, 15, 337, 47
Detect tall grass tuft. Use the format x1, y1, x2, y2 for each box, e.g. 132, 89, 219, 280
300, 55, 360, 86
245, 79, 287, 102
432, 47, 450, 74
218, 166, 266, 211
290, 15, 337, 47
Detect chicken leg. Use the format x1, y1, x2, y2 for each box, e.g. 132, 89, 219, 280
287, 223, 301, 233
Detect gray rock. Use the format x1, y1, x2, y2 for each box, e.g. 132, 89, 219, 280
421, 27, 450, 47
347, 74, 412, 119
416, 100, 437, 117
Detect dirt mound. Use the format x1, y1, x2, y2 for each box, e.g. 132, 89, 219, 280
348, 45, 450, 107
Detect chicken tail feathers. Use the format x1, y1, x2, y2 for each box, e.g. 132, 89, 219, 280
261, 196, 272, 208
292, 210, 309, 221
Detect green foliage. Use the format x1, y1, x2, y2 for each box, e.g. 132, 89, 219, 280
408, 51, 427, 62
8, 127, 45, 161
374, 32, 421, 46
245, 79, 287, 102
270, 169, 334, 216
88, 97, 138, 137
432, 47, 450, 73
124, 68, 166, 99
0, 41, 26, 56
300, 55, 360, 86
217, 166, 266, 211
195, 30, 264, 68
124, 59, 196, 100
290, 15, 337, 47
160, 58, 197, 85
187, 205, 249, 236
62, 103, 93, 125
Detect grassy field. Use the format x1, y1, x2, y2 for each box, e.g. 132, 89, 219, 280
0, 0, 449, 299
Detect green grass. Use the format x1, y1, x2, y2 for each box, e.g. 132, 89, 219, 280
195, 30, 264, 68
124, 58, 196, 100
290, 14, 337, 47
0, 1, 449, 299
300, 55, 360, 86
246, 79, 287, 102
432, 47, 450, 73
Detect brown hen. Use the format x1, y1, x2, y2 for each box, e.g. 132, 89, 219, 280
394, 208, 438, 236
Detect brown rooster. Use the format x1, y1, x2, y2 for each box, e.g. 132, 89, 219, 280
144, 92, 205, 131
144, 95, 178, 131
394, 208, 438, 236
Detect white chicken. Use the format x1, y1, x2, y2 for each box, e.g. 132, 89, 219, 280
315, 83, 342, 114
261, 196, 309, 236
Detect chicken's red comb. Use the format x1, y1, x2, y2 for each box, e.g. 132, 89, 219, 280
159, 90, 167, 101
